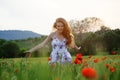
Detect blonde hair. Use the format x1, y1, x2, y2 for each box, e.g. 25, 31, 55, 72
52, 17, 75, 48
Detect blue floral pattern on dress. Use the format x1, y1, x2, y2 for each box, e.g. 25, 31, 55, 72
49, 37, 72, 64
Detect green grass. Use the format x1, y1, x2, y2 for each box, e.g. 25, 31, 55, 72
0, 55, 120, 80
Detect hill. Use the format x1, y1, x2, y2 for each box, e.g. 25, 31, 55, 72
0, 30, 42, 40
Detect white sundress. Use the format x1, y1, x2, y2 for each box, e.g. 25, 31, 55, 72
49, 37, 72, 64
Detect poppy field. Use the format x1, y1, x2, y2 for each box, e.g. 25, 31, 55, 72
0, 54, 120, 80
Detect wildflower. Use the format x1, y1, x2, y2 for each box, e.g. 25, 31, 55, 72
94, 58, 99, 63
82, 59, 88, 67
105, 64, 110, 69
82, 67, 97, 79
48, 57, 51, 61
113, 62, 117, 65
76, 53, 82, 61
110, 67, 115, 73
111, 51, 117, 55
15, 68, 19, 74
102, 56, 107, 60
73, 53, 82, 64
51, 63, 55, 68
74, 58, 81, 64
88, 55, 92, 59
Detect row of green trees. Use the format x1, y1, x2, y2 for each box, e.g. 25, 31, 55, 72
0, 40, 20, 58
69, 17, 120, 55
0, 28, 120, 58
73, 27, 120, 55
0, 36, 49, 58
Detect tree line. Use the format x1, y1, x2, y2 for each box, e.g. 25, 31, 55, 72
0, 17, 120, 58
0, 28, 120, 58
69, 17, 120, 55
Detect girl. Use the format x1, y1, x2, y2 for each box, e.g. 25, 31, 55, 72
25, 17, 80, 64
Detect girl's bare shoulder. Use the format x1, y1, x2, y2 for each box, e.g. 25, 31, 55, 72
49, 31, 56, 38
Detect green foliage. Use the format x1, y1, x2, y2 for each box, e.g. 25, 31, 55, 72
73, 28, 120, 55
70, 19, 120, 55
0, 39, 6, 45
80, 32, 97, 55
1, 28, 119, 57
0, 55, 120, 80
15, 36, 51, 57
17, 48, 27, 57
103, 30, 119, 53
13, 28, 120, 56
0, 39, 7, 57
0, 41, 20, 58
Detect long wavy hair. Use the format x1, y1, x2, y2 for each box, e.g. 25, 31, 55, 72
52, 17, 75, 48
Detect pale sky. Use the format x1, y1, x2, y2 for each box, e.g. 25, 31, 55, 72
0, 0, 120, 35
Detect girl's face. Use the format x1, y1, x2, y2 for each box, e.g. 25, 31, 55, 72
56, 22, 64, 34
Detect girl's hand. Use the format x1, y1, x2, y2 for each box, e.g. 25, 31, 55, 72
24, 51, 31, 58
78, 46, 81, 50
74, 45, 81, 51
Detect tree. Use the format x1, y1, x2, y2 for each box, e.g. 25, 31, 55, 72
0, 39, 6, 57
1, 41, 20, 58
69, 17, 105, 34
80, 32, 97, 55
103, 30, 119, 54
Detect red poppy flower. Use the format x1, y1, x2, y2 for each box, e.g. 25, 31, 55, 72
102, 56, 107, 60
73, 53, 83, 64
74, 58, 81, 64
76, 53, 82, 57
88, 55, 92, 59
51, 63, 55, 67
76, 53, 82, 61
105, 64, 110, 69
112, 51, 117, 55
110, 67, 115, 73
82, 67, 97, 79
48, 57, 51, 61
94, 58, 99, 63
80, 59, 88, 67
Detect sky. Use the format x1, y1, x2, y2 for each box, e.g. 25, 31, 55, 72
0, 0, 120, 35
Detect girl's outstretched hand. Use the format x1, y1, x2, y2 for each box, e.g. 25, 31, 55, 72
24, 51, 31, 58
78, 46, 81, 50
74, 45, 81, 51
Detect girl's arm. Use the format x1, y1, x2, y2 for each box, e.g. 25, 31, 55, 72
72, 36, 81, 51
74, 44, 81, 50
26, 33, 53, 53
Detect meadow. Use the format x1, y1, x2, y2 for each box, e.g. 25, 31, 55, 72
0, 54, 120, 80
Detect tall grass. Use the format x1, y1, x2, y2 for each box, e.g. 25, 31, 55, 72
0, 55, 120, 80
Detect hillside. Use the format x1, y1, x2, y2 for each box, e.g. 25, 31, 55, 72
0, 30, 42, 40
